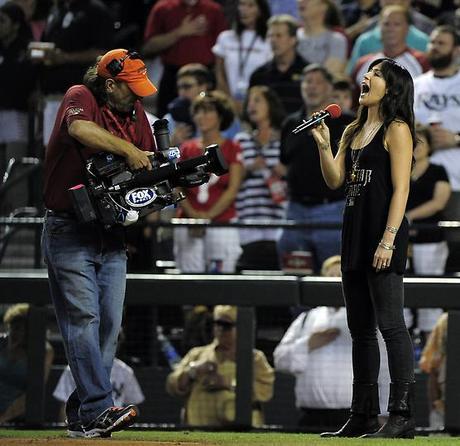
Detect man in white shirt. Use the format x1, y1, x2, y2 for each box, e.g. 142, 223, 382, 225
414, 25, 460, 190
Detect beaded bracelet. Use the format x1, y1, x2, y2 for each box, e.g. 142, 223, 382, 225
385, 225, 398, 234
379, 240, 395, 250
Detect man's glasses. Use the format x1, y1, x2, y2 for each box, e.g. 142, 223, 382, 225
213, 319, 236, 330
177, 82, 197, 90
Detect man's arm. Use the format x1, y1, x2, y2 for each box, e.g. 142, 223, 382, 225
68, 120, 152, 171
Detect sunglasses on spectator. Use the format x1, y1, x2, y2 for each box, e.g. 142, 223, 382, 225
213, 319, 236, 330
177, 82, 198, 90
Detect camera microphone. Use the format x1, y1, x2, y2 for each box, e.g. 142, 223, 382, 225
292, 104, 342, 134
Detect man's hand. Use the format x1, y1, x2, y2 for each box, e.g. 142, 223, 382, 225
429, 126, 458, 151
202, 371, 230, 391
308, 328, 340, 351
177, 14, 208, 38
126, 149, 153, 171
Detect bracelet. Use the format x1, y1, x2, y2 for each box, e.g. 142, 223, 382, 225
379, 240, 395, 250
385, 225, 398, 234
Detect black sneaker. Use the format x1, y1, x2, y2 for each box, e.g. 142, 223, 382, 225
83, 405, 138, 438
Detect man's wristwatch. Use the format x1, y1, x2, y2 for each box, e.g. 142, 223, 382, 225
454, 133, 460, 147
187, 361, 197, 381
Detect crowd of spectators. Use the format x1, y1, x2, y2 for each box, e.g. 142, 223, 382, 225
1, 0, 460, 432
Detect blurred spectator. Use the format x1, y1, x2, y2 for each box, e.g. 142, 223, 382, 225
350, 5, 430, 88
0, 1, 38, 212
0, 304, 54, 423
277, 64, 354, 273
296, 0, 348, 76
347, 3, 430, 73
249, 14, 308, 115
413, 0, 457, 20
413, 25, 460, 190
174, 91, 243, 273
406, 125, 451, 333
274, 256, 390, 431
419, 312, 447, 429
362, 0, 435, 36
342, 0, 380, 43
235, 85, 286, 271
213, 0, 272, 115
165, 63, 213, 146
12, 0, 52, 40
53, 357, 145, 430
38, 0, 115, 146
142, 0, 227, 117
332, 77, 355, 114
166, 305, 274, 427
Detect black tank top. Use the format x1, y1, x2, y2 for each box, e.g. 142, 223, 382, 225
341, 126, 409, 273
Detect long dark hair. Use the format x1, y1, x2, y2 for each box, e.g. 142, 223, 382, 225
242, 85, 286, 130
235, 0, 271, 39
341, 58, 416, 152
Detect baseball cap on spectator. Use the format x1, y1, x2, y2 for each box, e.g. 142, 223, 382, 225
97, 49, 157, 97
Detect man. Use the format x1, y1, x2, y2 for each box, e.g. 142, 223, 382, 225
347, 0, 431, 73
166, 305, 274, 427
142, 0, 227, 117
351, 5, 429, 87
414, 25, 460, 190
41, 49, 156, 438
249, 14, 308, 115
278, 64, 354, 273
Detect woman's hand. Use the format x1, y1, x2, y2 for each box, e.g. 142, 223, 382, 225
311, 120, 331, 151
373, 244, 393, 272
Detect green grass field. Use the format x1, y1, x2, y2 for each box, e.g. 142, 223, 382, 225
0, 429, 458, 446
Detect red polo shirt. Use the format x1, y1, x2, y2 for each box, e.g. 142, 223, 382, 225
43, 85, 155, 211
143, 0, 227, 66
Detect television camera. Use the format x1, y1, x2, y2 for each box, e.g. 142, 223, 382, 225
68, 119, 228, 227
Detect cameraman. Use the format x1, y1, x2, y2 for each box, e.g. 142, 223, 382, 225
41, 49, 156, 438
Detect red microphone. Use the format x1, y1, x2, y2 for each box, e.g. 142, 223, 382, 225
292, 104, 342, 134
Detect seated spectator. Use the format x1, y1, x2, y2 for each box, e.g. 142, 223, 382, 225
406, 125, 451, 334
0, 304, 54, 423
53, 356, 145, 437
350, 5, 430, 89
12, 0, 52, 40
273, 256, 390, 431
174, 91, 243, 273
296, 0, 348, 76
249, 14, 308, 115
166, 305, 274, 427
235, 85, 287, 271
213, 0, 272, 115
419, 312, 447, 430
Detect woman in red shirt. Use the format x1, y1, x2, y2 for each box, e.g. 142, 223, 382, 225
174, 90, 244, 273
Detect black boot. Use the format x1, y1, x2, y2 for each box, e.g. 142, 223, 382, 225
361, 382, 416, 439
320, 383, 380, 438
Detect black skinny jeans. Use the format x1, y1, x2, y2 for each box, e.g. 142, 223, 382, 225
342, 270, 414, 385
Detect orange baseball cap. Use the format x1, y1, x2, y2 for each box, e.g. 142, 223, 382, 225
97, 49, 157, 97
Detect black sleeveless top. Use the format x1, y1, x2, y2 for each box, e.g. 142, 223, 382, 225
341, 126, 409, 273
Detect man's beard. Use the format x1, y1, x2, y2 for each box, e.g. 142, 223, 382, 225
428, 51, 454, 70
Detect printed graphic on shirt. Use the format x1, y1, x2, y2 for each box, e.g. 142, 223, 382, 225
66, 107, 83, 118
345, 168, 372, 207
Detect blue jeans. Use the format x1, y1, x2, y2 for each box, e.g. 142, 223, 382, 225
278, 200, 344, 273
41, 215, 127, 424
